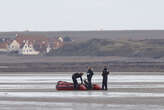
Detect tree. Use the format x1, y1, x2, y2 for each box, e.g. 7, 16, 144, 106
63, 36, 72, 42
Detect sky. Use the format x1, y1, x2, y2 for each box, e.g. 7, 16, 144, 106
0, 0, 164, 31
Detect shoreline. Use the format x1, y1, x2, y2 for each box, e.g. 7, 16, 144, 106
1, 62, 164, 72
1, 55, 164, 72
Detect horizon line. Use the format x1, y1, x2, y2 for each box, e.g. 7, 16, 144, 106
1, 29, 164, 33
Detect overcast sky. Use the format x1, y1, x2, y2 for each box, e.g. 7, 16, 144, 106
0, 0, 164, 31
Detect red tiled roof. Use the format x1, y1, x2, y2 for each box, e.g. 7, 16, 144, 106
16, 34, 49, 41
0, 42, 8, 49
15, 34, 64, 50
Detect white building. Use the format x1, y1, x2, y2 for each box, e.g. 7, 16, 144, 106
46, 44, 51, 53
19, 41, 39, 55
57, 37, 64, 42
8, 40, 20, 52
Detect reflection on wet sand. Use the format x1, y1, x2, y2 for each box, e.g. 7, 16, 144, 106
0, 101, 164, 110
0, 72, 164, 110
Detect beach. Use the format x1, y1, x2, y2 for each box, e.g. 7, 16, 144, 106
0, 72, 164, 110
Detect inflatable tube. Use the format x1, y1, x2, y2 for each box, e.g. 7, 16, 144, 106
56, 81, 74, 90
56, 81, 101, 90
92, 84, 101, 90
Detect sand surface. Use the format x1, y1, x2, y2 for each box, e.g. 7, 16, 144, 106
0, 72, 164, 110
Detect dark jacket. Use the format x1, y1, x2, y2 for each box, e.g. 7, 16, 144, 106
102, 68, 109, 77
87, 69, 94, 77
72, 73, 83, 83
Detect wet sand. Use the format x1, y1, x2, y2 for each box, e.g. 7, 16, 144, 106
0, 72, 164, 110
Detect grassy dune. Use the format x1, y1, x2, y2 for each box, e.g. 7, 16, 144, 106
49, 39, 164, 58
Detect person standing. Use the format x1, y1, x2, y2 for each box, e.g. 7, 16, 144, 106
102, 66, 109, 90
72, 72, 84, 89
87, 67, 94, 90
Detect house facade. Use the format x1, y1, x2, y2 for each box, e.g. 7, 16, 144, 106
6, 34, 64, 55
0, 42, 8, 52
57, 36, 64, 42
8, 40, 20, 52
19, 41, 39, 55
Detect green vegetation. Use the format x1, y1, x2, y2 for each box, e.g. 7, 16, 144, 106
63, 36, 72, 42
49, 39, 164, 58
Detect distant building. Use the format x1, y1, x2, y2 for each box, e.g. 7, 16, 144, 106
19, 41, 39, 55
46, 44, 51, 53
57, 36, 64, 42
7, 34, 64, 55
8, 40, 20, 52
0, 42, 8, 52
54, 39, 64, 49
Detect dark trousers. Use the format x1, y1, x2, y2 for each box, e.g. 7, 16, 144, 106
72, 77, 78, 89
102, 76, 108, 90
87, 75, 92, 90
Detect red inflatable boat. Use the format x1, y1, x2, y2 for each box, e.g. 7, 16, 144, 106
56, 81, 101, 90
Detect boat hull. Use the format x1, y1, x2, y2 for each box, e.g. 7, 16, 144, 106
56, 81, 101, 90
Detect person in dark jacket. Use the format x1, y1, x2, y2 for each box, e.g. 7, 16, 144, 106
87, 67, 94, 90
102, 66, 109, 90
72, 72, 84, 89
